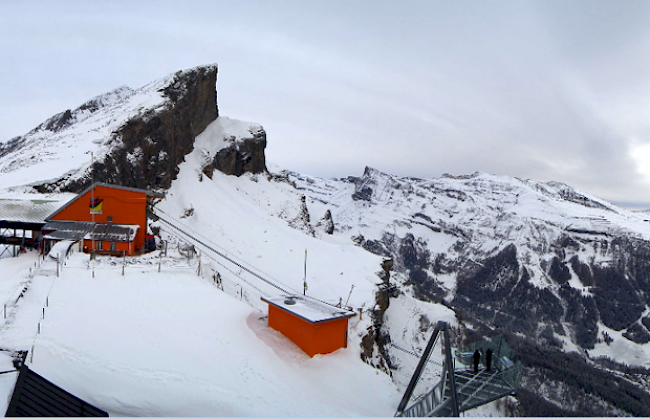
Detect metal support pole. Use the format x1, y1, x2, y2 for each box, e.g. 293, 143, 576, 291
443, 326, 460, 417
303, 249, 307, 296
395, 322, 443, 416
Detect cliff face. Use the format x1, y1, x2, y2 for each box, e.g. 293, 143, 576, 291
36, 65, 220, 193
0, 64, 273, 194
206, 126, 267, 177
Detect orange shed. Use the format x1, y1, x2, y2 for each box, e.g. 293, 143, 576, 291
45, 183, 164, 256
261, 295, 356, 357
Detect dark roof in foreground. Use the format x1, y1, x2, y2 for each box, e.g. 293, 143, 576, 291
5, 365, 108, 417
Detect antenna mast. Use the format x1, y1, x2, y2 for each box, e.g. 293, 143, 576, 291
303, 249, 307, 295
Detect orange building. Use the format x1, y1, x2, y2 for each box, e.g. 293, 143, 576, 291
261, 295, 356, 357
44, 183, 164, 256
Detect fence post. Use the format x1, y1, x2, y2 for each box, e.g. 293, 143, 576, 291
56, 257, 59, 277
122, 251, 125, 276
158, 252, 162, 273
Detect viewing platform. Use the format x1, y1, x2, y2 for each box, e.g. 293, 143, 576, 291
396, 324, 522, 417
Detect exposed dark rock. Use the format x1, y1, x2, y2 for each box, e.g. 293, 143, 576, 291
316, 209, 334, 235
288, 196, 314, 236
43, 109, 73, 132
211, 127, 267, 176
0, 137, 23, 160
360, 258, 397, 374
35, 65, 219, 193
352, 186, 373, 201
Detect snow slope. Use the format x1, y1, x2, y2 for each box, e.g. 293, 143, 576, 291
0, 116, 412, 416
0, 248, 400, 416
157, 117, 385, 310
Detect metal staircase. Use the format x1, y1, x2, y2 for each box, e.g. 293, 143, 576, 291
395, 322, 522, 417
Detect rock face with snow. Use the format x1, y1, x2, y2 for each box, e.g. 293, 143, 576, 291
208, 126, 267, 176
0, 65, 268, 194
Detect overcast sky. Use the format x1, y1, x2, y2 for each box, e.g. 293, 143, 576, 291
2, 1, 650, 206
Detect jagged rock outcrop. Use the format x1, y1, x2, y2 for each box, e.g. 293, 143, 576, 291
37, 66, 219, 193
361, 258, 398, 374
210, 127, 267, 176
315, 209, 334, 235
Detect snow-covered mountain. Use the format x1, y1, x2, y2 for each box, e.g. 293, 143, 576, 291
0, 65, 220, 194
1, 65, 650, 416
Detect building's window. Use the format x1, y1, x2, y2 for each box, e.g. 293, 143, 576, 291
96, 241, 103, 250
110, 242, 116, 251
107, 216, 113, 222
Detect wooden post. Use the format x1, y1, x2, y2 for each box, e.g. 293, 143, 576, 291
158, 252, 162, 273
122, 251, 125, 276
56, 257, 59, 277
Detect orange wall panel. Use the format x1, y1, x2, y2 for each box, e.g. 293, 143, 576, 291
267, 305, 349, 357
83, 240, 133, 256
52, 185, 148, 253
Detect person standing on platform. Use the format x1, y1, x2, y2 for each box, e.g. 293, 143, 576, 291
473, 349, 481, 373
486, 348, 493, 371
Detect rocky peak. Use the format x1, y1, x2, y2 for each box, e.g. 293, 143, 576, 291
0, 64, 221, 193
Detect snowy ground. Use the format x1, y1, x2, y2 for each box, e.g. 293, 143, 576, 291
0, 248, 401, 416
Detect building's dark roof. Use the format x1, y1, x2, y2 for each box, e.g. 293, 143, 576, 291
5, 365, 108, 417
87, 223, 139, 242
0, 199, 63, 229
46, 182, 165, 221
43, 221, 139, 242
43, 221, 94, 241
